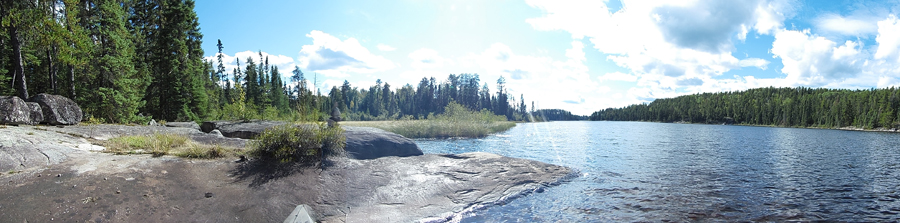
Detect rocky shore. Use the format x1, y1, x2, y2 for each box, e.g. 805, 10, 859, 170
0, 123, 573, 222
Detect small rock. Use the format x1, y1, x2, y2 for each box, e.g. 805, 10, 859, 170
204, 192, 213, 198
116, 190, 121, 194
56, 174, 61, 177
535, 187, 545, 193
37, 174, 41, 177
125, 177, 135, 181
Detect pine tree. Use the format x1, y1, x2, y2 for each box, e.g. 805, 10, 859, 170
495, 76, 508, 119
138, 0, 208, 121
216, 39, 228, 105
243, 57, 258, 107
88, 0, 149, 123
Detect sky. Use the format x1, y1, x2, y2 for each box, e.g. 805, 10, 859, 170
195, 0, 900, 115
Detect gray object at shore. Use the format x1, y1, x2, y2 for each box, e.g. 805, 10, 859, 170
283, 204, 316, 223
342, 126, 423, 159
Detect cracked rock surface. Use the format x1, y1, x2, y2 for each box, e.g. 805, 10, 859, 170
0, 151, 572, 223
0, 124, 574, 223
0, 126, 100, 172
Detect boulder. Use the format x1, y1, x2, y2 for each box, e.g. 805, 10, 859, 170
0, 96, 36, 125
342, 126, 423, 159
200, 120, 235, 133
165, 121, 200, 130
27, 93, 82, 125
26, 102, 43, 124
215, 120, 288, 139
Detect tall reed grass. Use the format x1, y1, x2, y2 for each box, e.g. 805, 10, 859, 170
343, 102, 516, 138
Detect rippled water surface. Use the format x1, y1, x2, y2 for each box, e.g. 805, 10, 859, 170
415, 121, 900, 222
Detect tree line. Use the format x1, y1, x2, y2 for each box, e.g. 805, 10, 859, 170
1, 0, 207, 123
532, 109, 588, 121
0, 0, 533, 123
590, 87, 900, 129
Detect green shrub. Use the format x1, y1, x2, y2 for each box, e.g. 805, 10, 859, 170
250, 123, 346, 163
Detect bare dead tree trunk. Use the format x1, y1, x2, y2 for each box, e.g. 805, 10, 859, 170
69, 65, 76, 100
9, 25, 28, 99
48, 48, 57, 94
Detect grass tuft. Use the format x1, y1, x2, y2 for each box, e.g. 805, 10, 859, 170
103, 133, 240, 158
176, 144, 229, 159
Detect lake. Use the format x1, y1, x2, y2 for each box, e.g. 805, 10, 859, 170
415, 121, 900, 222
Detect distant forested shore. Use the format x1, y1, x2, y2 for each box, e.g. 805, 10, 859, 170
532, 109, 587, 121
590, 87, 900, 129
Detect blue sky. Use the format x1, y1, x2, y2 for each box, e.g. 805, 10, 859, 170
196, 0, 900, 115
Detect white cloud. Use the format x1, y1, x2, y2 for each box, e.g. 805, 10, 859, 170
762, 14, 900, 89
738, 58, 770, 70
521, 0, 900, 106
598, 72, 638, 82
408, 48, 450, 69
459, 41, 601, 115
525, 0, 788, 95
753, 0, 795, 35
816, 14, 879, 36
771, 29, 864, 87
296, 30, 396, 78
875, 14, 900, 62
377, 44, 397, 52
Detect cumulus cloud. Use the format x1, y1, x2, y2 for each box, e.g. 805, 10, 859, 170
875, 14, 900, 62
526, 0, 782, 94
522, 0, 900, 106
296, 30, 396, 78
771, 29, 864, 87
408, 48, 450, 69
653, 0, 759, 53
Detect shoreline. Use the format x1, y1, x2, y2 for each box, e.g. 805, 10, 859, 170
0, 124, 573, 222
599, 120, 900, 133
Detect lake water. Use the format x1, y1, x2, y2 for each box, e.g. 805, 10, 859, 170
415, 121, 900, 222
